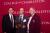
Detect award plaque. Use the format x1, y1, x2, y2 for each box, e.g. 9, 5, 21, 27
15, 22, 26, 29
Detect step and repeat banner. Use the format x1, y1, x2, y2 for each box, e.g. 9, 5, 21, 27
0, 0, 50, 33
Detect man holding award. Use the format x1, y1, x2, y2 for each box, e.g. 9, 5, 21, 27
15, 8, 28, 33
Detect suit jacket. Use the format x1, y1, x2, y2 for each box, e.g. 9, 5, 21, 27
15, 15, 28, 33
2, 14, 16, 33
29, 14, 41, 33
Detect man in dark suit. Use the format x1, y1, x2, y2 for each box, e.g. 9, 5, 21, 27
2, 8, 16, 33
27, 8, 41, 33
15, 8, 28, 33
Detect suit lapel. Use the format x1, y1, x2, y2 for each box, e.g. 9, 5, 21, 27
7, 14, 11, 21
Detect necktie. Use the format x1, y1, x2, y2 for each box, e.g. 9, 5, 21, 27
20, 16, 23, 22
11, 15, 14, 28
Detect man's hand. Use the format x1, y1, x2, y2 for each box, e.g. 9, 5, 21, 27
22, 25, 26, 28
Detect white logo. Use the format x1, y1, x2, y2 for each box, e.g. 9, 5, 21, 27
33, 20, 35, 23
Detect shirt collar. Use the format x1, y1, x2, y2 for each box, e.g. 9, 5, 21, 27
20, 14, 24, 17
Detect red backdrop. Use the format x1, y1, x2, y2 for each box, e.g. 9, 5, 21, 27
0, 0, 50, 33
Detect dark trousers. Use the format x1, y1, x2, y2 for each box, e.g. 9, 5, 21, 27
16, 28, 27, 33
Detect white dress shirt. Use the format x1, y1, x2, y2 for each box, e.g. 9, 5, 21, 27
19, 14, 24, 21
9, 13, 14, 28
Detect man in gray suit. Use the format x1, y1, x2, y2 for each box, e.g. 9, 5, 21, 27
15, 8, 28, 33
